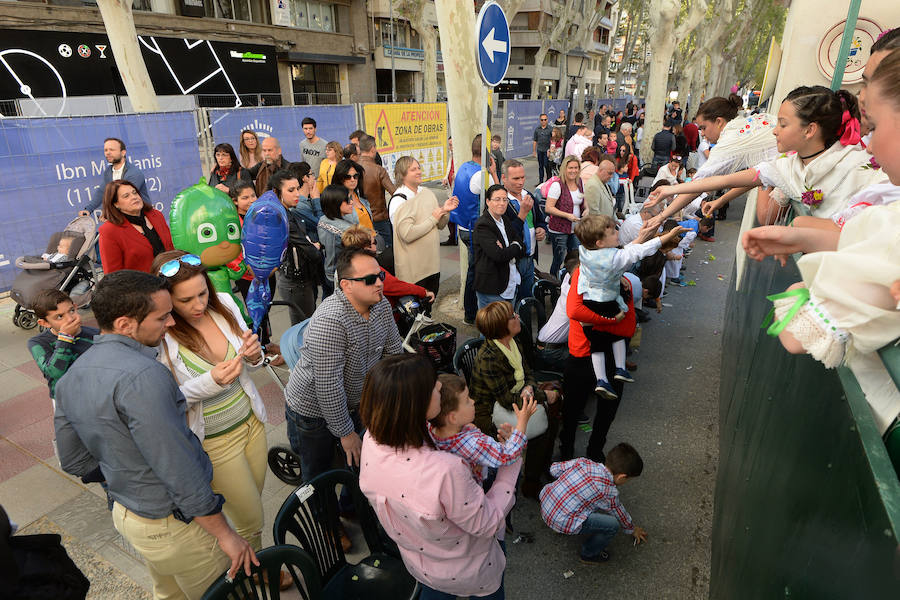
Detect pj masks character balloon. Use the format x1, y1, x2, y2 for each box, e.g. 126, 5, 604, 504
241, 191, 289, 334
169, 180, 249, 322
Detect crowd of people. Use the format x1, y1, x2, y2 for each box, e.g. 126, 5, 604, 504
8, 28, 899, 600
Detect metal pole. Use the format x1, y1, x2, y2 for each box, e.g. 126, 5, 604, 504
830, 0, 862, 91
563, 77, 575, 154
390, 0, 397, 102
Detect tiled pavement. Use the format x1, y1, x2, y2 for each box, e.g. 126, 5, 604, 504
0, 225, 473, 599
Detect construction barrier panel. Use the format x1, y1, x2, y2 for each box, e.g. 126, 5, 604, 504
711, 256, 900, 599
0, 111, 202, 290
208, 104, 357, 167
361, 102, 448, 182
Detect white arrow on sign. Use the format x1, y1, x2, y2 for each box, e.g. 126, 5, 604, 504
481, 27, 507, 63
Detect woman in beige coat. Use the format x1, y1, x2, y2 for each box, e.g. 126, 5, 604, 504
388, 156, 458, 314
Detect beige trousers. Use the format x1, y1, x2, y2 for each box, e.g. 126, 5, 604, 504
202, 414, 268, 551
111, 503, 229, 600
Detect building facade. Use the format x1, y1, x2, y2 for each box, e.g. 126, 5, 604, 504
0, 0, 376, 113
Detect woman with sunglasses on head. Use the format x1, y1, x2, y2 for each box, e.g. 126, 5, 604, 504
318, 184, 356, 294
150, 250, 292, 590
268, 171, 322, 325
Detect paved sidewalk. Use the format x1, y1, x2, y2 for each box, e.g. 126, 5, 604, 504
0, 156, 734, 598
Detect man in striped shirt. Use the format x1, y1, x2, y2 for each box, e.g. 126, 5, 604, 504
284, 247, 402, 484
539, 443, 648, 564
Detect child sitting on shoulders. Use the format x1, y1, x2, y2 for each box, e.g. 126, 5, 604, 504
540, 442, 648, 564
428, 373, 537, 485
574, 215, 686, 399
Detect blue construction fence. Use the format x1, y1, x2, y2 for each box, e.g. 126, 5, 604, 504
0, 99, 643, 291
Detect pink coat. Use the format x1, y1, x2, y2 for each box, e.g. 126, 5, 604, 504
359, 432, 520, 596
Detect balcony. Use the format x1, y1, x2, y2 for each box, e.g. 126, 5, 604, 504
510, 30, 542, 47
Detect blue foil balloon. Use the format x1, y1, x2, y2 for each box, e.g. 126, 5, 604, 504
241, 191, 289, 334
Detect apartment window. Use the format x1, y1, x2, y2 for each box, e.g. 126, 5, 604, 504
290, 1, 337, 31
376, 19, 409, 48
201, 0, 268, 23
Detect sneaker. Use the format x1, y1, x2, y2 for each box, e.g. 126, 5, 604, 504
577, 413, 591, 425
699, 234, 716, 242
579, 550, 611, 565
463, 317, 475, 326
594, 380, 618, 399
440, 239, 458, 246
614, 368, 635, 383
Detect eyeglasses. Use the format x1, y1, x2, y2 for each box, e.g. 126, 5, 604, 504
341, 271, 386, 285
346, 173, 359, 179
158, 254, 202, 277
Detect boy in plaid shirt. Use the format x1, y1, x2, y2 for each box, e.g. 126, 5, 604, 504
428, 373, 537, 485
539, 442, 648, 564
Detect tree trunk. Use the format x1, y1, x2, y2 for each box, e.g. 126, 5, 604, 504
395, 1, 438, 103
434, 0, 484, 172
530, 0, 576, 99
97, 0, 159, 112
614, 4, 641, 100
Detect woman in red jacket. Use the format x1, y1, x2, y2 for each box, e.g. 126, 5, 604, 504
98, 180, 173, 273
340, 225, 434, 310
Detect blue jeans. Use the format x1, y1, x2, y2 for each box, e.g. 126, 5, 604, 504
579, 511, 620, 559
548, 232, 579, 280
515, 256, 535, 306
418, 540, 506, 599
373, 219, 393, 248
459, 229, 477, 321
536, 151, 549, 183
285, 406, 362, 484
477, 291, 513, 310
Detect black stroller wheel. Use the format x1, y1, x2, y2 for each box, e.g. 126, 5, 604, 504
16, 310, 38, 330
267, 445, 303, 485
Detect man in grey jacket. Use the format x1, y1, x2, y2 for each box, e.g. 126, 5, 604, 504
54, 270, 257, 598
81, 137, 150, 215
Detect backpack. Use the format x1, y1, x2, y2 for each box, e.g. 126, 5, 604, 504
538, 176, 561, 198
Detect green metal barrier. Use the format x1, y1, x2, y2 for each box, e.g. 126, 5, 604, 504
710, 256, 900, 599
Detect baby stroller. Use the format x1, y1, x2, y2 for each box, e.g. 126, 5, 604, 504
10, 216, 99, 330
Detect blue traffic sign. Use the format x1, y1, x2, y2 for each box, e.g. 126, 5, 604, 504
475, 1, 510, 87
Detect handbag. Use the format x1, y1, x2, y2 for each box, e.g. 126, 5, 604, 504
491, 400, 549, 440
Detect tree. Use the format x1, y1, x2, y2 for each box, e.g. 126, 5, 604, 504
97, 0, 159, 111
612, 0, 645, 100
570, 4, 605, 112
531, 0, 578, 99
640, 0, 707, 159
393, 0, 438, 102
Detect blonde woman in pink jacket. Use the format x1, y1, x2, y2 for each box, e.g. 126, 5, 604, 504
359, 354, 519, 599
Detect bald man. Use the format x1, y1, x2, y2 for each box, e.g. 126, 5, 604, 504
251, 137, 294, 196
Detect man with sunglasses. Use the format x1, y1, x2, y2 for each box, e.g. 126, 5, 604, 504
532, 113, 553, 183
284, 247, 402, 488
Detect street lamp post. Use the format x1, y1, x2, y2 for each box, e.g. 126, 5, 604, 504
563, 46, 589, 154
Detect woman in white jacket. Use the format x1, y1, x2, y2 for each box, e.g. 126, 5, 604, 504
150, 250, 286, 585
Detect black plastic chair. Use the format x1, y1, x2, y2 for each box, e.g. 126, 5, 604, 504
516, 297, 564, 380
202, 544, 321, 600
533, 278, 561, 317
272, 470, 418, 600
453, 337, 484, 386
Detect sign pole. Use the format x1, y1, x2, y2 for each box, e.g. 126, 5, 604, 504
475, 0, 510, 217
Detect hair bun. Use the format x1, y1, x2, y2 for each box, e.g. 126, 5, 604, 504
728, 93, 743, 109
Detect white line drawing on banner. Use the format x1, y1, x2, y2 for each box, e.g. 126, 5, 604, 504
0, 49, 68, 117
138, 37, 242, 108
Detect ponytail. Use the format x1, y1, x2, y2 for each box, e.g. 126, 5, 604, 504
696, 93, 743, 123
784, 85, 860, 147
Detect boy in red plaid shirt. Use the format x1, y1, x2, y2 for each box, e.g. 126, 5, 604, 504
539, 443, 648, 564
428, 373, 537, 485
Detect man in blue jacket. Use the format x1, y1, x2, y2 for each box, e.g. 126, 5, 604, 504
449, 134, 498, 324
80, 137, 150, 215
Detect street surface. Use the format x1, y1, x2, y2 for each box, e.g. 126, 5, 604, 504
0, 157, 735, 599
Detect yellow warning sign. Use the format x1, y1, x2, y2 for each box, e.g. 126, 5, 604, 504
362, 103, 448, 182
